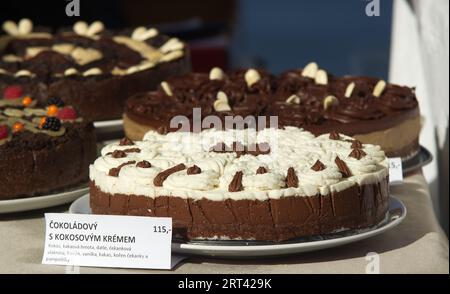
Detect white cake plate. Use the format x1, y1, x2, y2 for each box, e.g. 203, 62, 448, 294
0, 184, 88, 214
93, 119, 124, 140
402, 146, 433, 174
70, 194, 406, 258
93, 119, 123, 130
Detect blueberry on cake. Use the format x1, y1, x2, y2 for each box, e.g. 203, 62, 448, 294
89, 127, 389, 242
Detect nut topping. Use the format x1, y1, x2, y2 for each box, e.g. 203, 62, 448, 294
301, 62, 318, 78
244, 69, 261, 88
209, 67, 225, 80
323, 95, 339, 110
160, 81, 173, 96
314, 69, 328, 85
345, 82, 355, 98
373, 80, 386, 97
285, 94, 301, 104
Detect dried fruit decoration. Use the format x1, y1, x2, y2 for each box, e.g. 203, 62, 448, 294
12, 122, 24, 133
3, 85, 23, 99
22, 96, 33, 107
0, 125, 9, 139
57, 106, 77, 120
47, 105, 59, 116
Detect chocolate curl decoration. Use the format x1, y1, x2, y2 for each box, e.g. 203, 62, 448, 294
349, 148, 366, 160
119, 137, 134, 146
108, 161, 136, 177
228, 171, 244, 192
335, 156, 352, 178
286, 167, 299, 188
210, 142, 230, 152
153, 163, 186, 186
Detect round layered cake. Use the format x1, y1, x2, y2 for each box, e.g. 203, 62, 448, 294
0, 85, 97, 200
0, 19, 191, 121
124, 65, 420, 158
90, 127, 389, 242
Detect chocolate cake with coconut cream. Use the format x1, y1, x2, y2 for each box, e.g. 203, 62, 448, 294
0, 18, 190, 121
0, 86, 97, 199
89, 127, 389, 241
124, 64, 420, 159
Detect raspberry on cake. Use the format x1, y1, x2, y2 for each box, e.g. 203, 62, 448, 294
0, 85, 97, 199
124, 65, 420, 159
0, 19, 191, 121
89, 127, 389, 242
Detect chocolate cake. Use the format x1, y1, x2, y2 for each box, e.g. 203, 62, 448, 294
89, 127, 389, 242
124, 65, 420, 158
0, 19, 191, 121
0, 85, 97, 200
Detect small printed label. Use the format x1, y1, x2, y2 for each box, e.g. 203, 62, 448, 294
388, 157, 403, 184
42, 213, 172, 269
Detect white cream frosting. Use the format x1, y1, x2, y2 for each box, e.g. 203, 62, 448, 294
90, 127, 388, 201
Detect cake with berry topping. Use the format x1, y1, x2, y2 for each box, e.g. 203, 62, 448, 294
124, 64, 420, 159
0, 86, 96, 199
89, 127, 389, 241
0, 18, 190, 121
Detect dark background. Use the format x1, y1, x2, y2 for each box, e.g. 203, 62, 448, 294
1, 0, 392, 77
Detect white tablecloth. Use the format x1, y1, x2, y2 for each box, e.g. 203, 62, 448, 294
0, 172, 448, 274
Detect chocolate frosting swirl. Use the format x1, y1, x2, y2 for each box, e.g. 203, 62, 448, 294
125, 69, 419, 136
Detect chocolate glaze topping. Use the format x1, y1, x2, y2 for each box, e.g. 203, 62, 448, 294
1, 21, 191, 121
228, 171, 244, 192
119, 137, 134, 146
286, 167, 299, 188
0, 30, 173, 82
90, 177, 390, 242
122, 147, 141, 153
109, 149, 126, 158
349, 148, 367, 160
125, 69, 418, 136
329, 131, 340, 140
311, 160, 326, 171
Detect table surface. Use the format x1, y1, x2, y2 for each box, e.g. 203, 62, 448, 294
0, 172, 448, 274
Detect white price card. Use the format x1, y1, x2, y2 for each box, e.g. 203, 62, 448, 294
388, 157, 403, 185
42, 213, 172, 269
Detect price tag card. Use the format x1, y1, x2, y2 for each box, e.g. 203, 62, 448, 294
388, 157, 403, 185
42, 213, 172, 269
